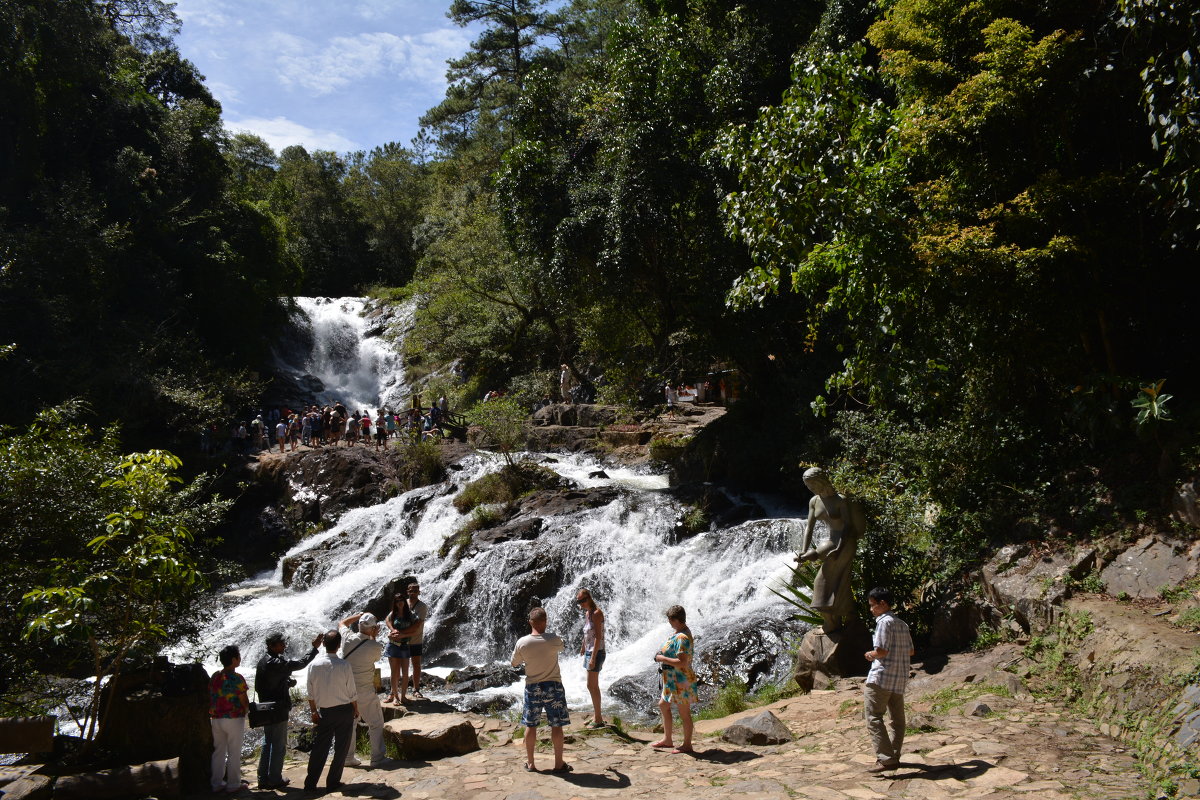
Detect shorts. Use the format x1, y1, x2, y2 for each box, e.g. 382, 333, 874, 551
385, 642, 410, 659
583, 649, 606, 673
521, 681, 569, 728
408, 643, 423, 658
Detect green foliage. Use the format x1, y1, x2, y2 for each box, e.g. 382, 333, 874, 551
394, 436, 447, 491
769, 558, 823, 626
649, 435, 692, 463
1131, 380, 1173, 429
0, 0, 295, 438
453, 463, 560, 514
4, 410, 226, 741
695, 677, 748, 720
922, 683, 1010, 715
679, 505, 709, 535
465, 397, 531, 467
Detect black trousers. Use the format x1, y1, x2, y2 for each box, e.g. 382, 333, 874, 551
305, 703, 355, 790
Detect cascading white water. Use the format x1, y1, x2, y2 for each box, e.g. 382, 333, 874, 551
271, 297, 411, 413
180, 453, 809, 715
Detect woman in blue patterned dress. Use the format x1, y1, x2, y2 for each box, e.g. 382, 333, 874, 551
651, 605, 697, 753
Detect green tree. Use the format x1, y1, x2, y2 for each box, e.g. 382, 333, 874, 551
422, 0, 563, 151
1, 405, 226, 727
465, 395, 529, 467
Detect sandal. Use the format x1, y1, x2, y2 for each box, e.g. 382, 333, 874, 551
524, 763, 536, 772
583, 720, 605, 729
671, 745, 694, 754
550, 764, 573, 773
650, 740, 673, 749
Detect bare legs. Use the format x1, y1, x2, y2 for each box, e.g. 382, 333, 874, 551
524, 725, 566, 771
586, 669, 603, 725
386, 656, 405, 702
410, 655, 422, 698
652, 699, 693, 752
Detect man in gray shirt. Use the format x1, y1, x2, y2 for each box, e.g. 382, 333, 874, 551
305, 630, 358, 793
511, 607, 570, 773
863, 587, 915, 773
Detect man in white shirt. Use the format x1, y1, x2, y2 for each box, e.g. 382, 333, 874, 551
305, 630, 359, 793
340, 612, 387, 768
511, 607, 570, 773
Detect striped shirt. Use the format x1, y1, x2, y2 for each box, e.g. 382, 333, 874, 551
866, 612, 913, 694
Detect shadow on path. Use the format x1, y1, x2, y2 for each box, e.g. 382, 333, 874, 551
674, 748, 762, 764
557, 766, 632, 790
885, 759, 994, 782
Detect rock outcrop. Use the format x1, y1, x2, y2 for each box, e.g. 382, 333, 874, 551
719, 710, 794, 746
1099, 535, 1200, 598
383, 714, 480, 761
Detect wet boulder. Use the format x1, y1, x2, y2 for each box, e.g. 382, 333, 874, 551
444, 665, 521, 694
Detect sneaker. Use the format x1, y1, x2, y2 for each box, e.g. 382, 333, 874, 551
344, 755, 363, 767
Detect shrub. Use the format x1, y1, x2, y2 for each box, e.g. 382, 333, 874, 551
453, 463, 559, 514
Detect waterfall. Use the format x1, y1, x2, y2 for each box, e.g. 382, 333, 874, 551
270, 296, 411, 413
182, 295, 812, 718
179, 453, 808, 716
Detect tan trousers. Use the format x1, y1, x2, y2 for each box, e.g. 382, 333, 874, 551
864, 682, 905, 764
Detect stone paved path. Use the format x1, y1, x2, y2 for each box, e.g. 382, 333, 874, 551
203, 672, 1148, 800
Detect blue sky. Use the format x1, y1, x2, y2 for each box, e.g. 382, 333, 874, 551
174, 0, 479, 155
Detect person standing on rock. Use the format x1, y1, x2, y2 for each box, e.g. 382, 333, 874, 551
651, 605, 697, 754
404, 581, 431, 699
863, 586, 914, 773
576, 588, 606, 728
511, 607, 571, 773
339, 612, 388, 768
384, 591, 420, 704
305, 630, 358, 794
255, 631, 323, 790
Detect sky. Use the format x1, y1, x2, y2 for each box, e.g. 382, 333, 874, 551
173, 0, 479, 155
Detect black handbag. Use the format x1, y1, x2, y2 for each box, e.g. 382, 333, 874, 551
248, 701, 280, 728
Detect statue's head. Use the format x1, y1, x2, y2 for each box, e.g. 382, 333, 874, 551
802, 466, 834, 495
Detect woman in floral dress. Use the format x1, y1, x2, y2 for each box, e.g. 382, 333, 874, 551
651, 605, 697, 753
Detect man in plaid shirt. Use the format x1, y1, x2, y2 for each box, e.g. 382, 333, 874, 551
863, 586, 915, 773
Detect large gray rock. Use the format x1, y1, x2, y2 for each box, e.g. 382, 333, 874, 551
980, 544, 1096, 632
1100, 536, 1200, 599
1172, 479, 1200, 528
383, 714, 480, 760
791, 620, 871, 692
720, 710, 794, 746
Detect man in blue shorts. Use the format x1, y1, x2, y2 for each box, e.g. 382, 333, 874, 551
510, 607, 570, 773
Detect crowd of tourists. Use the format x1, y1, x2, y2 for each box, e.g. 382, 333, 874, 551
200, 396, 452, 457
208, 578, 913, 792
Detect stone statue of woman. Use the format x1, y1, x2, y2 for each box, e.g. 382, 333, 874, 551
796, 467, 865, 633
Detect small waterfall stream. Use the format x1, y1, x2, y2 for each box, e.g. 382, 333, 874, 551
270, 297, 411, 413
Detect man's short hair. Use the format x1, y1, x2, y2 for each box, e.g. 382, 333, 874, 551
868, 586, 894, 606
265, 631, 286, 647
529, 607, 547, 625
322, 629, 342, 652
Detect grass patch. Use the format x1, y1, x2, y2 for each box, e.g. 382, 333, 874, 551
696, 678, 749, 721
837, 698, 861, 717
922, 683, 1011, 715
453, 463, 560, 514
1173, 607, 1200, 631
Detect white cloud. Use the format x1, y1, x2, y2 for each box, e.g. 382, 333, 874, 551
273, 28, 471, 96
225, 116, 360, 154
175, 0, 238, 30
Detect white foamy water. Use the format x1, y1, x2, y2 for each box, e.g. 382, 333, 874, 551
176, 453, 807, 714
273, 297, 410, 413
